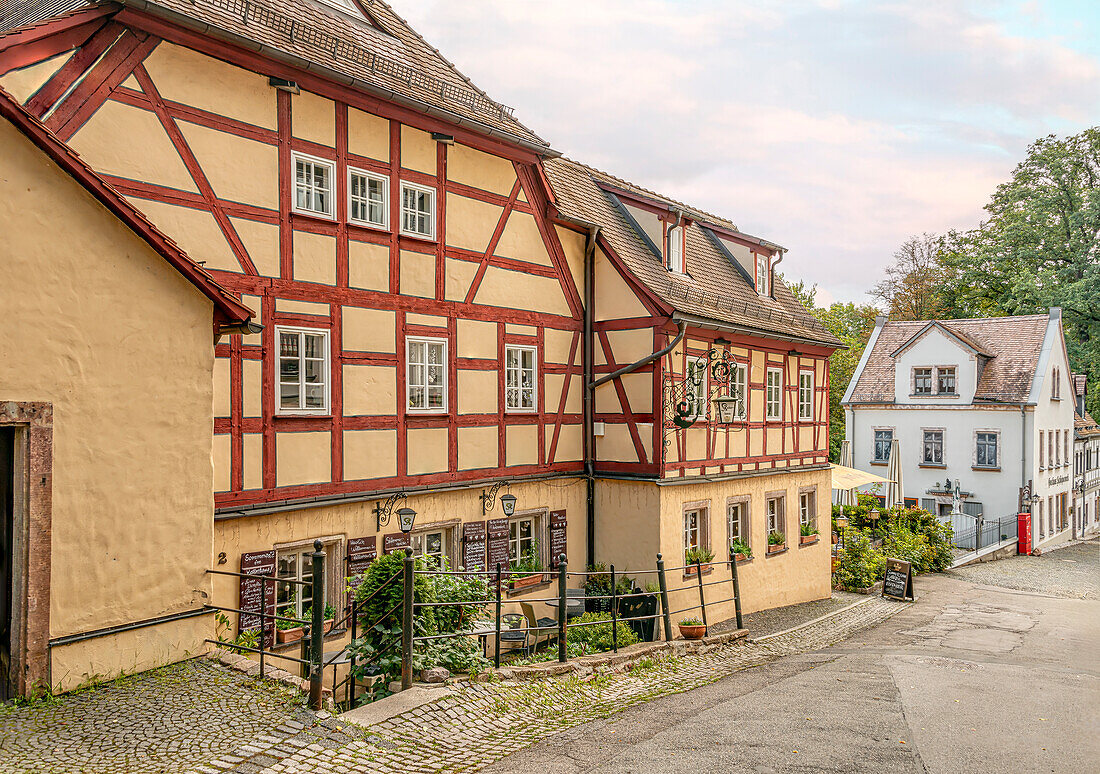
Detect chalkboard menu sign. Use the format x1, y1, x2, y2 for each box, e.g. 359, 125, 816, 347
487, 517, 510, 574
383, 532, 411, 555
346, 536, 377, 580
548, 510, 567, 568
882, 558, 914, 601
239, 549, 276, 646
462, 520, 487, 575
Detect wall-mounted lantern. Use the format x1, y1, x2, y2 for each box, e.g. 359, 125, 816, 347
396, 507, 418, 533
481, 481, 516, 516
375, 492, 416, 533
714, 395, 745, 425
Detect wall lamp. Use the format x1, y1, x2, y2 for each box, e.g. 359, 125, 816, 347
481, 481, 516, 516
375, 492, 417, 533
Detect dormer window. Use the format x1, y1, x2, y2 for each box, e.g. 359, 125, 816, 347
913, 368, 933, 395
937, 367, 956, 395
755, 254, 770, 296
666, 225, 684, 273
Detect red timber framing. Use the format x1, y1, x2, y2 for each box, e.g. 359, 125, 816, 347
0, 4, 114, 73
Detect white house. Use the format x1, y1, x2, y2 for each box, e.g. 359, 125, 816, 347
843, 309, 1075, 550
1072, 374, 1100, 537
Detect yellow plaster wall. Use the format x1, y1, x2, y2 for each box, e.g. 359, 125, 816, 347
275, 298, 329, 316
69, 99, 199, 194
594, 384, 621, 414
348, 239, 389, 291
0, 118, 216, 687
447, 143, 516, 196
604, 327, 653, 366
444, 257, 479, 302
445, 194, 502, 252
554, 225, 586, 309
293, 230, 336, 285
134, 198, 238, 272
342, 306, 396, 352
292, 90, 335, 147
474, 266, 570, 316
505, 424, 538, 467
177, 121, 279, 209
275, 431, 331, 487
592, 481, 662, 575
213, 434, 231, 492
457, 319, 497, 359
544, 328, 577, 364
213, 357, 231, 418
347, 107, 389, 161
229, 217, 280, 277
620, 372, 653, 413
243, 433, 263, 490
400, 125, 436, 174
399, 249, 436, 298
495, 210, 551, 266
545, 374, 581, 414
458, 370, 497, 414
0, 50, 73, 103
406, 313, 447, 328
549, 423, 583, 463
343, 365, 396, 415
343, 429, 397, 480
458, 425, 498, 470
242, 359, 262, 417
142, 42, 276, 129
595, 253, 649, 321
407, 427, 448, 475
597, 424, 638, 463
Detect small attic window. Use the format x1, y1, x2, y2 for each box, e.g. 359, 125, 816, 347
667, 225, 684, 274
755, 253, 770, 296
315, 0, 388, 31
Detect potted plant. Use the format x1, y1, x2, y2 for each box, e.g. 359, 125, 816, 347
800, 523, 819, 545
729, 539, 752, 562
584, 563, 612, 613
678, 617, 706, 640
509, 540, 545, 590
275, 613, 305, 644
684, 546, 715, 575
767, 531, 786, 554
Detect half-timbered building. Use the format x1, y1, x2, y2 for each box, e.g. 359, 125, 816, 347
1, 0, 840, 692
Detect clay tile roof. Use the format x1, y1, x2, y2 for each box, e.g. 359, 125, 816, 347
847, 314, 1051, 404
544, 157, 840, 348
0, 0, 90, 31
0, 85, 253, 325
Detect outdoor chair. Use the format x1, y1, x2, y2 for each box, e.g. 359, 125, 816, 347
564, 588, 586, 619
498, 613, 529, 656
520, 603, 558, 653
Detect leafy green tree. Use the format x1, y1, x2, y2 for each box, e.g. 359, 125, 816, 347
940, 128, 1100, 417
869, 233, 958, 320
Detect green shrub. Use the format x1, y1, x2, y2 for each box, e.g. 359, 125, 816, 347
768, 531, 786, 546
800, 522, 818, 537
881, 524, 929, 570
729, 539, 752, 558
833, 528, 886, 591
685, 546, 715, 564
566, 612, 639, 654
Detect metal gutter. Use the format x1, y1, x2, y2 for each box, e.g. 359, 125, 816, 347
670, 311, 841, 351
591, 320, 686, 389
655, 462, 832, 487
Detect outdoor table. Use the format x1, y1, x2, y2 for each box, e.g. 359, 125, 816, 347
468, 621, 497, 657
543, 597, 585, 617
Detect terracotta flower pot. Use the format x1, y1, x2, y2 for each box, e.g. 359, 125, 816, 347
678, 624, 706, 640
734, 553, 748, 563
323, 619, 334, 635
685, 562, 712, 576
276, 626, 304, 644
800, 534, 818, 545
766, 542, 786, 554
510, 573, 543, 590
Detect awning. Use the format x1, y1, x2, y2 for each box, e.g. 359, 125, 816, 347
831, 464, 891, 490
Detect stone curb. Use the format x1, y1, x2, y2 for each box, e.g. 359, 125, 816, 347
748, 597, 875, 644
208, 647, 333, 702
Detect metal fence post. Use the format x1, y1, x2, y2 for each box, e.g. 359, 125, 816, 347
401, 553, 414, 691
300, 627, 309, 680
730, 555, 744, 631
258, 576, 267, 678
695, 558, 707, 631
656, 553, 672, 641
557, 556, 568, 662
610, 564, 618, 653
308, 539, 325, 710
347, 592, 358, 708
493, 563, 502, 669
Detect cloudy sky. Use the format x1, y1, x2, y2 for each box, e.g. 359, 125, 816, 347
399, 0, 1100, 305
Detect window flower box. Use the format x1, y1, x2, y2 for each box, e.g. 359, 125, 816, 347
684, 562, 712, 577
276, 626, 304, 645
800, 534, 819, 545
509, 573, 546, 591
766, 542, 786, 554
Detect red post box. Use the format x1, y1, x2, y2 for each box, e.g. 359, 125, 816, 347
1017, 513, 1032, 555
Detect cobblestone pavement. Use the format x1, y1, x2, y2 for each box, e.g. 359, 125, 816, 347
0, 659, 316, 774
947, 538, 1099, 599
736, 590, 865, 638
0, 597, 903, 774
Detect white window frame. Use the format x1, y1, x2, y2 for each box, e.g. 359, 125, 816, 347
274, 537, 341, 622
666, 224, 684, 274
504, 344, 537, 414
727, 497, 749, 555
936, 366, 957, 395
687, 359, 708, 419
291, 151, 335, 219
766, 367, 783, 421
508, 512, 541, 566
400, 181, 437, 239
412, 526, 452, 569
766, 494, 785, 535
873, 428, 894, 463
729, 362, 748, 420
799, 490, 816, 529
922, 429, 944, 465
755, 254, 770, 295
347, 167, 389, 229
683, 504, 709, 554
406, 336, 448, 413
275, 326, 330, 415
913, 367, 933, 396
798, 370, 814, 421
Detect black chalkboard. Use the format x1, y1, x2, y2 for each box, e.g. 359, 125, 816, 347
239, 549, 276, 646
882, 558, 914, 601
487, 517, 510, 575
548, 510, 567, 568
462, 520, 487, 575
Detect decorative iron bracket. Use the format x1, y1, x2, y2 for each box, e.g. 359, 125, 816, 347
662, 347, 747, 450
374, 492, 408, 531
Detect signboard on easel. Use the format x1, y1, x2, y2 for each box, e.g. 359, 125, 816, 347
882, 558, 914, 601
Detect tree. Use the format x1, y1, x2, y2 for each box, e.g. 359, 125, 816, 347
940, 127, 1100, 417
869, 233, 956, 320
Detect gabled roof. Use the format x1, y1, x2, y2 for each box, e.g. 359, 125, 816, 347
0, 0, 551, 153
0, 85, 253, 326
846, 314, 1052, 404
543, 157, 840, 348
890, 320, 995, 359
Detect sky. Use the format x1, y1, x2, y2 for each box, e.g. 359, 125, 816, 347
397, 0, 1100, 306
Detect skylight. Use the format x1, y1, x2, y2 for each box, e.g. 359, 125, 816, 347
316, 0, 369, 21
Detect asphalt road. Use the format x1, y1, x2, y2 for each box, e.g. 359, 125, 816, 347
484, 541, 1100, 774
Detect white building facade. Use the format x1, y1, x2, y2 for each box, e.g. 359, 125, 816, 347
1072, 375, 1100, 537
843, 310, 1075, 550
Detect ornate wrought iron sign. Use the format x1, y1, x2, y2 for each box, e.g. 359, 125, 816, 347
663, 347, 747, 448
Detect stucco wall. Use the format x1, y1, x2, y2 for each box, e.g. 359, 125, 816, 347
0, 119, 217, 691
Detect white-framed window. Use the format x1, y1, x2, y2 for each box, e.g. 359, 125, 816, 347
348, 168, 388, 228
873, 429, 894, 463
400, 181, 436, 238
406, 337, 447, 412
913, 367, 933, 395
923, 429, 944, 465
277, 326, 330, 414
799, 490, 816, 530
727, 498, 749, 555
687, 359, 707, 419
666, 225, 684, 273
274, 539, 340, 622
937, 366, 957, 395
292, 152, 335, 218
505, 345, 537, 412
508, 514, 538, 565
729, 362, 748, 420
766, 367, 782, 420
413, 527, 451, 568
683, 505, 708, 554
798, 371, 814, 421
766, 494, 785, 535
975, 431, 998, 468
755, 254, 770, 295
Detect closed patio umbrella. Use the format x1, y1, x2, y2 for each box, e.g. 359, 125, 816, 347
885, 438, 904, 510
835, 440, 856, 507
